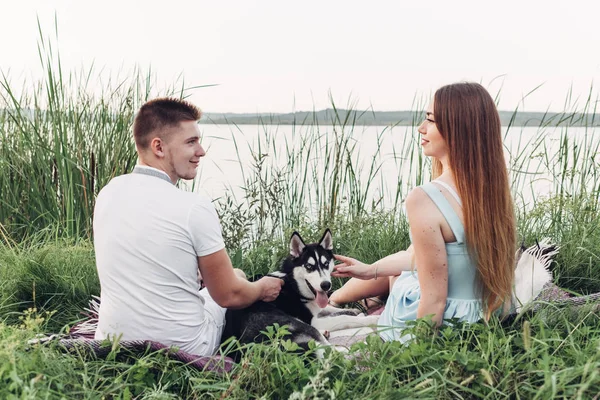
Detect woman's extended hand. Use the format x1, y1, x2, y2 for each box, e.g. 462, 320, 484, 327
332, 254, 375, 280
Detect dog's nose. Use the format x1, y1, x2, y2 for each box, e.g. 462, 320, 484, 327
320, 281, 331, 291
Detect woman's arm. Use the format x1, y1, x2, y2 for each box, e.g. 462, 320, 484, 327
332, 245, 414, 280
405, 188, 449, 327
371, 245, 414, 277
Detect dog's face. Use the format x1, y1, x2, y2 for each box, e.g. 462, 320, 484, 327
287, 229, 334, 309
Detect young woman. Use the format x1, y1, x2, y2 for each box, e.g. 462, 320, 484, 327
330, 82, 516, 341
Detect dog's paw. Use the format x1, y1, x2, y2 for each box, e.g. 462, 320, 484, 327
333, 345, 349, 353
314, 348, 326, 359
361, 315, 381, 326
325, 308, 363, 317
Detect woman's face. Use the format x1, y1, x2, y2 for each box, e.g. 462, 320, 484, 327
418, 100, 448, 160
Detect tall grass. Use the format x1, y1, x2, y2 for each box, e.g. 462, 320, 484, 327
2, 26, 600, 399
216, 98, 429, 249
2, 28, 600, 248
0, 24, 195, 240
1, 28, 600, 299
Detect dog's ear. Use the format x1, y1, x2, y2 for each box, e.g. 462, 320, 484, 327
290, 231, 306, 258
319, 228, 333, 251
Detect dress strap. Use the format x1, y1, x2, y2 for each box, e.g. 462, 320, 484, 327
431, 180, 462, 206
419, 182, 465, 243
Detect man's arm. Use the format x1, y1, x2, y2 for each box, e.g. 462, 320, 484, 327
198, 249, 282, 309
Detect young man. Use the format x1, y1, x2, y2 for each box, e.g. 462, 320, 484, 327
93, 98, 283, 356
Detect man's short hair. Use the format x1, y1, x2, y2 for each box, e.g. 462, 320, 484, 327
133, 98, 202, 149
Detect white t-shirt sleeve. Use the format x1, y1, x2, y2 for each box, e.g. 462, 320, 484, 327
188, 198, 226, 257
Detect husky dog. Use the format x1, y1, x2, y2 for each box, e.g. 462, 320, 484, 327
221, 229, 379, 357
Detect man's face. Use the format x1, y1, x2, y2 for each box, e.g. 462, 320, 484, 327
162, 120, 205, 182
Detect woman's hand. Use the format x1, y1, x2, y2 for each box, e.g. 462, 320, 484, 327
332, 254, 375, 280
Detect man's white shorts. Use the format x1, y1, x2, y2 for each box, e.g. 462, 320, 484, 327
194, 289, 227, 355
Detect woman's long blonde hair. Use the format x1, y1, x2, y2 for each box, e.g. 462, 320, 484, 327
431, 82, 516, 318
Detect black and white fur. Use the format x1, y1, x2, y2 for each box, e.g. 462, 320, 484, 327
512, 238, 559, 312
221, 229, 378, 358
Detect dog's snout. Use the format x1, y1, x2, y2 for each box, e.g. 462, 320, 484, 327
320, 281, 331, 291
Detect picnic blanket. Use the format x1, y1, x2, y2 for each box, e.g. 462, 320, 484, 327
28, 297, 235, 374
28, 240, 600, 370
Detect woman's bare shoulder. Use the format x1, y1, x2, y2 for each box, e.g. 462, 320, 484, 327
405, 186, 432, 211
405, 186, 439, 223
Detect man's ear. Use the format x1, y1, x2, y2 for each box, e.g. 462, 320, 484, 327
150, 137, 165, 158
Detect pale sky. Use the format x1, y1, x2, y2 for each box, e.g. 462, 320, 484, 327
2, 0, 600, 113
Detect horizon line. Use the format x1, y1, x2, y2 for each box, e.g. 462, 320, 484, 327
201, 108, 597, 115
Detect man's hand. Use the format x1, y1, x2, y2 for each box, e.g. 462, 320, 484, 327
256, 276, 284, 302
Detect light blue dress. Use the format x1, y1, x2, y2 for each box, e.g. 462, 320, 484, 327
378, 181, 483, 342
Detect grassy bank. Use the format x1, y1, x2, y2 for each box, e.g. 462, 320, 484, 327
2, 311, 600, 398
2, 194, 600, 333
2, 32, 600, 244
2, 32, 600, 398
2, 193, 600, 397
2, 228, 600, 398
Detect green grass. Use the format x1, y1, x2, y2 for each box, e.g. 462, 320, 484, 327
2, 285, 600, 398
0, 238, 97, 330
2, 26, 600, 398
2, 206, 600, 398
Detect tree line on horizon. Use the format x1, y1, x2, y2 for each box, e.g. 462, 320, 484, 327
201, 109, 600, 127
1, 108, 597, 128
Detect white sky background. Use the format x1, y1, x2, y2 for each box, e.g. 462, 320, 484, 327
2, 0, 600, 113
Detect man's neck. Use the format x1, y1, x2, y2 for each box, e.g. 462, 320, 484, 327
137, 160, 176, 184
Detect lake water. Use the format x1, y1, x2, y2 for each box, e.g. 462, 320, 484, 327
190, 124, 600, 209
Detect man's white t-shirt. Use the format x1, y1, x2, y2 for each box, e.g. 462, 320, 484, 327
93, 165, 225, 355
